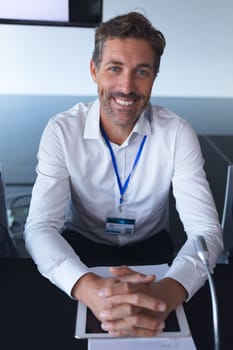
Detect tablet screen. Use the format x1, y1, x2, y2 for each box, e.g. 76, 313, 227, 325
85, 307, 180, 334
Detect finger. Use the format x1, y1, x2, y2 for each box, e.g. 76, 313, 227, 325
108, 267, 156, 284
118, 273, 155, 283
125, 313, 165, 331
101, 313, 165, 336
115, 325, 164, 337
99, 279, 158, 299
109, 266, 129, 275
99, 303, 141, 321
109, 266, 155, 282
109, 266, 137, 276
100, 291, 166, 313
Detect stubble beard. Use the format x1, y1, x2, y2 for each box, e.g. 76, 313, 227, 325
100, 91, 148, 129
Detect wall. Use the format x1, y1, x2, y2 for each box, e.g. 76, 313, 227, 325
0, 0, 233, 97
1, 94, 232, 184
0, 0, 233, 183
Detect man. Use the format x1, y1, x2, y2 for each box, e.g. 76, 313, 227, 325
24, 12, 223, 337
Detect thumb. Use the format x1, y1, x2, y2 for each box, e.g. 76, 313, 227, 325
109, 266, 156, 283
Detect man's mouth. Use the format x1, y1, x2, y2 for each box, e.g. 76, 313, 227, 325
115, 98, 134, 106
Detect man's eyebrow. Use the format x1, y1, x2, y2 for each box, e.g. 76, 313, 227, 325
105, 60, 124, 66
137, 63, 153, 69
104, 60, 153, 69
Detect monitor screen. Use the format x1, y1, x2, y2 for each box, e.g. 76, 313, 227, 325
0, 0, 102, 28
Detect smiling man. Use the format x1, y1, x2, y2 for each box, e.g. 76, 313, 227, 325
91, 37, 155, 144
24, 12, 223, 337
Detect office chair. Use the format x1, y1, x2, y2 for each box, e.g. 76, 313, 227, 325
0, 165, 19, 257
218, 165, 233, 263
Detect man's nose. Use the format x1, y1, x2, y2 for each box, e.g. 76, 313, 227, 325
119, 72, 136, 94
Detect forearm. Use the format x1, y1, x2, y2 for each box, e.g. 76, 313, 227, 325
25, 223, 90, 296
72, 272, 102, 303
152, 277, 188, 318
165, 230, 223, 300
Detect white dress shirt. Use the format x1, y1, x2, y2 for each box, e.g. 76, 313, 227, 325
24, 99, 223, 299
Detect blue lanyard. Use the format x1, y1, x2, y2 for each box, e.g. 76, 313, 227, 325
101, 126, 147, 207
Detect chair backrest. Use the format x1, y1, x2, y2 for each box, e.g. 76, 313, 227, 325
219, 165, 233, 262
0, 165, 18, 257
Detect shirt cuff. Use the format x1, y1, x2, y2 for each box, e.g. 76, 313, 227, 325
164, 258, 207, 301
52, 255, 90, 297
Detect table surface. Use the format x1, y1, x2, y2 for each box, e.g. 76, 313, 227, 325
0, 258, 86, 350
0, 258, 233, 350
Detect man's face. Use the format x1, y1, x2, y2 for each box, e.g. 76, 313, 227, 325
90, 38, 156, 130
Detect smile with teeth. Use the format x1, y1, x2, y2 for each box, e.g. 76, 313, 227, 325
115, 98, 134, 106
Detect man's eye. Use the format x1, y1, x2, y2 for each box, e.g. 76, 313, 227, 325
109, 66, 120, 72
137, 69, 149, 77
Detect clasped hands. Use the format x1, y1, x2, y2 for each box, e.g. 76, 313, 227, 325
73, 266, 186, 337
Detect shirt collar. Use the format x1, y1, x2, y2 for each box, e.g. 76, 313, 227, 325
84, 99, 152, 140
131, 104, 152, 137
84, 99, 101, 140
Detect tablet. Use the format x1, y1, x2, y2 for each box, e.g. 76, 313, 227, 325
74, 265, 191, 339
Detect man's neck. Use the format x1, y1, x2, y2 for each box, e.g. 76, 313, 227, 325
101, 121, 134, 145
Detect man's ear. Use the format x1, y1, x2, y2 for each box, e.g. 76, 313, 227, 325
90, 60, 98, 83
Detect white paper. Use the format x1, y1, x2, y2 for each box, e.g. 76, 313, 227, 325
88, 336, 197, 350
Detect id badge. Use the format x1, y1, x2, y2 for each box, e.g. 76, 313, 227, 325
105, 209, 136, 236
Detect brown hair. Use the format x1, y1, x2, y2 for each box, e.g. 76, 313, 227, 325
92, 12, 166, 76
